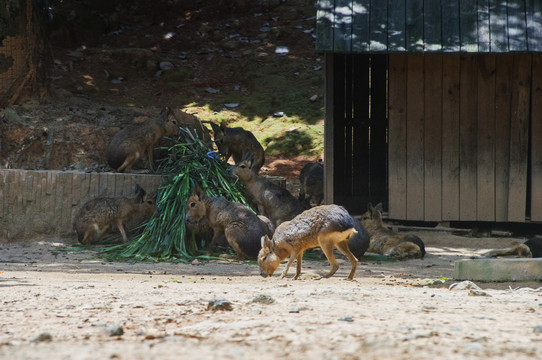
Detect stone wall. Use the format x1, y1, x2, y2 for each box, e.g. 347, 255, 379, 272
0, 170, 163, 241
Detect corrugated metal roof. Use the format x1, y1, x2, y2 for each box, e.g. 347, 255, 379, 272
316, 0, 542, 53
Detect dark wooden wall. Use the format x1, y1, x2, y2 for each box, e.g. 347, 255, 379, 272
324, 53, 388, 214
389, 53, 542, 222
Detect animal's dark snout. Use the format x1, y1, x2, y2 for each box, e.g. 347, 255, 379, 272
186, 216, 197, 224
259, 270, 268, 278
227, 166, 234, 176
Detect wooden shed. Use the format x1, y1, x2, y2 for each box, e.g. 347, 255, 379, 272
316, 0, 542, 223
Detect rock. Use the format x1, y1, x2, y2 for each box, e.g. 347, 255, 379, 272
106, 325, 124, 336
146, 59, 157, 71
275, 46, 289, 55
207, 298, 233, 311
252, 294, 275, 304
468, 289, 490, 296
191, 259, 201, 266
160, 61, 174, 71
309, 95, 318, 102
222, 40, 239, 50
1, 108, 25, 125
32, 333, 53, 342
534, 325, 542, 333
449, 280, 482, 291
224, 103, 239, 108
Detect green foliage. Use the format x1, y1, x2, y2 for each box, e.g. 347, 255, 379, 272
162, 67, 193, 84
100, 128, 251, 262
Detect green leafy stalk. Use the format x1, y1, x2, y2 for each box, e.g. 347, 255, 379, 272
100, 128, 251, 262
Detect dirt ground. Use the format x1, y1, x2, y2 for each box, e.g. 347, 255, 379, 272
1, 231, 542, 360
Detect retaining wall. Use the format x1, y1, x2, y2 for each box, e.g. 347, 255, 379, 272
0, 169, 163, 241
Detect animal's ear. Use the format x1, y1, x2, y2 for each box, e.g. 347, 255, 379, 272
261, 235, 273, 249
243, 152, 254, 169
135, 184, 146, 201
209, 121, 219, 133
367, 202, 374, 212
374, 202, 383, 213
374, 210, 383, 226
193, 183, 203, 199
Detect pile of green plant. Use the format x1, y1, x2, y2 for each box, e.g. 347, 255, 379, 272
101, 128, 251, 262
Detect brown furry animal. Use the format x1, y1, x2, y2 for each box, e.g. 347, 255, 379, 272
258, 204, 359, 280
73, 184, 155, 244
208, 122, 265, 173
298, 161, 324, 208
483, 237, 542, 258
230, 154, 303, 227
186, 185, 274, 259
106, 107, 180, 172
361, 206, 425, 260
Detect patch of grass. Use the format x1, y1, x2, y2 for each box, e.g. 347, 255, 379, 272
178, 55, 325, 158
162, 67, 193, 84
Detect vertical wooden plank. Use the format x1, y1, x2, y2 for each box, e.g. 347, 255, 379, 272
369, 0, 387, 52
344, 55, 354, 197
124, 174, 135, 197
54, 172, 65, 227
72, 173, 82, 206
62, 172, 73, 231
4, 171, 13, 231
333, 0, 353, 52
0, 171, 5, 219
352, 0, 370, 52
388, 54, 408, 220
388, 0, 406, 51
406, 0, 424, 52
39, 171, 48, 215
526, 0, 542, 52
476, 55, 496, 221
99, 172, 111, 196
324, 53, 335, 205
46, 171, 57, 216
508, 54, 531, 222
495, 55, 513, 221
507, 0, 527, 52
531, 54, 542, 221
424, 54, 443, 222
79, 172, 91, 205
370, 54, 389, 208
352, 55, 370, 202
89, 172, 100, 198
15, 171, 24, 220
333, 54, 347, 204
459, 54, 478, 220
442, 0, 460, 52
489, 0, 509, 52
423, 0, 442, 51
315, 0, 335, 52
459, 0, 478, 52
477, 0, 490, 52
406, 54, 425, 220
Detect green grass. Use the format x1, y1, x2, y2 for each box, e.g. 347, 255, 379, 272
178, 55, 325, 158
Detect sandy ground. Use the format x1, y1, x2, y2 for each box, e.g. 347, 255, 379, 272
1, 231, 542, 360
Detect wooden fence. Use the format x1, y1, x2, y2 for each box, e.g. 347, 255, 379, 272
0, 170, 163, 240
389, 53, 542, 222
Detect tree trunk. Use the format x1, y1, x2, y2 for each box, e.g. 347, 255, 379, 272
0, 0, 52, 106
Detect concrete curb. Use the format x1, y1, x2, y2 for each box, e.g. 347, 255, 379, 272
454, 258, 542, 281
